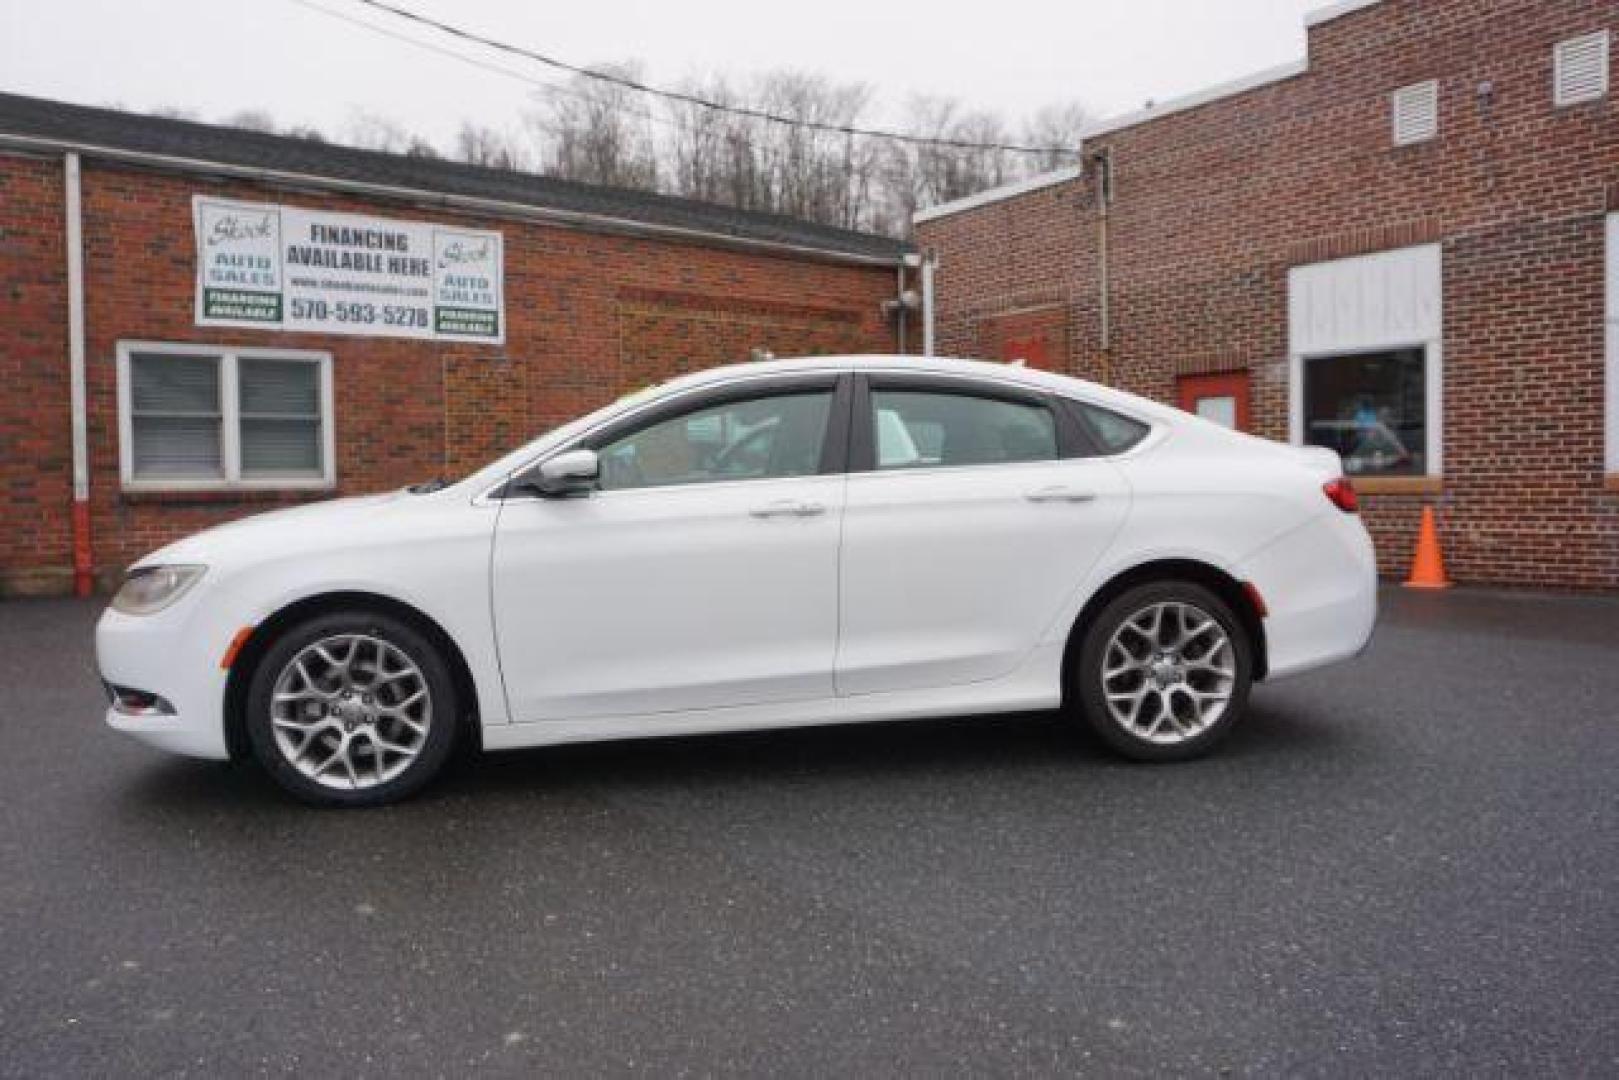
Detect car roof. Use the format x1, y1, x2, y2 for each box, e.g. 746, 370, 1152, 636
658, 355, 1188, 424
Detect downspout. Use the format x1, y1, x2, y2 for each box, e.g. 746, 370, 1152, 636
896, 258, 908, 354
1091, 148, 1113, 384
920, 250, 937, 357
65, 153, 92, 597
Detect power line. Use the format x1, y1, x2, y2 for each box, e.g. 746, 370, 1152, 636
285, 0, 668, 127
339, 0, 1080, 157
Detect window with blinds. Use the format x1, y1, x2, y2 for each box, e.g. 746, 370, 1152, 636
118, 344, 333, 490
240, 358, 323, 478
129, 352, 224, 480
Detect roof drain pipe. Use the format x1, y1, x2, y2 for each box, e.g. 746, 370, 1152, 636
920, 250, 937, 357
65, 152, 93, 597
1090, 147, 1114, 385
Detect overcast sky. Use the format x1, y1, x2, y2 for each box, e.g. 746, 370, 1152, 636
1, 0, 1326, 148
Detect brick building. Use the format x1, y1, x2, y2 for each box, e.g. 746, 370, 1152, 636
916, 0, 1619, 588
0, 93, 910, 596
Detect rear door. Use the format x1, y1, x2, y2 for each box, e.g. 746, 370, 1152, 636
835, 373, 1131, 697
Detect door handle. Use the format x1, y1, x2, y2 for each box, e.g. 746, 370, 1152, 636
1024, 486, 1097, 504
749, 499, 826, 518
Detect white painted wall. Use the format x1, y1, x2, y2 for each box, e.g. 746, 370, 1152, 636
1287, 243, 1444, 476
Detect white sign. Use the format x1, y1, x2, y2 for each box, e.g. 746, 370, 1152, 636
193, 196, 504, 343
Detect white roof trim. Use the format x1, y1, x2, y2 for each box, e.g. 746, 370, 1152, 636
1304, 0, 1385, 28
913, 165, 1082, 224
1078, 60, 1309, 142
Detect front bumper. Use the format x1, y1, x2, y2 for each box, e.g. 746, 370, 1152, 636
96, 599, 234, 761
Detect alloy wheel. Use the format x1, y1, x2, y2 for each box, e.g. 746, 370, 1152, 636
1101, 601, 1236, 744
268, 633, 433, 790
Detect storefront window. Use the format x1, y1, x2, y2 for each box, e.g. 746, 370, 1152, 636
1303, 347, 1427, 476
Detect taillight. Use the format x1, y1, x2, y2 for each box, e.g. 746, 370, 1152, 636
1323, 477, 1359, 513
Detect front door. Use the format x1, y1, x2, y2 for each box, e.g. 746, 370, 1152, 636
492, 375, 847, 721
1177, 372, 1251, 431
835, 374, 1130, 696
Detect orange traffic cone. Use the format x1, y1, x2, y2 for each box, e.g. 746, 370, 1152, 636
1404, 506, 1452, 590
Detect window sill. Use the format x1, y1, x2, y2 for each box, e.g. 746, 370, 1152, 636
1350, 476, 1442, 496
120, 485, 336, 507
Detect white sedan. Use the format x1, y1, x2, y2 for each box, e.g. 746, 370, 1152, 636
97, 356, 1377, 806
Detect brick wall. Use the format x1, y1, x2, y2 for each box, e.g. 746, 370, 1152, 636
0, 155, 73, 594
917, 0, 1619, 589
0, 155, 899, 594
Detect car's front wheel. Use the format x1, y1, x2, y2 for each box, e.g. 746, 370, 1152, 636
1073, 581, 1252, 761
244, 610, 459, 806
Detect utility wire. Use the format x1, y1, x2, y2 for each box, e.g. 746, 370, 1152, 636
340, 0, 1080, 157
286, 0, 668, 127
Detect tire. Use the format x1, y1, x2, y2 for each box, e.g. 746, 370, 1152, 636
244, 609, 460, 807
1072, 580, 1253, 762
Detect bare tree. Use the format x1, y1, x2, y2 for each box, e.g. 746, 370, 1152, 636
344, 110, 414, 153
528, 63, 659, 190
1020, 101, 1089, 174
455, 122, 528, 170
149, 105, 199, 122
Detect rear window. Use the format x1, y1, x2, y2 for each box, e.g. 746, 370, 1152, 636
1074, 402, 1150, 455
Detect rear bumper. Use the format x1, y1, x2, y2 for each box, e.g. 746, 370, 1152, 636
1239, 511, 1378, 681
96, 601, 232, 761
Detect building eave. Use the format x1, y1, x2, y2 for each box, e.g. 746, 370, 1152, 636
0, 133, 906, 269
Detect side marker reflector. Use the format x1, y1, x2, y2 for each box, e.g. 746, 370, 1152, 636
221, 626, 255, 670
1242, 582, 1269, 619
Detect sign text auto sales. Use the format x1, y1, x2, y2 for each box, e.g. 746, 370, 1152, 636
193, 196, 505, 343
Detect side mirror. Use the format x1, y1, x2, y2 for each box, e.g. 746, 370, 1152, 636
532, 448, 600, 497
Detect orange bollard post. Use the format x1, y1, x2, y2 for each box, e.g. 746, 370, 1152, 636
1404, 506, 1452, 590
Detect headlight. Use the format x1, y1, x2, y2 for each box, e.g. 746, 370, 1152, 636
111, 565, 206, 615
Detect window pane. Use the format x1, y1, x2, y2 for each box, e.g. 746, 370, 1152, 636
1075, 403, 1150, 454
597, 391, 832, 491
1195, 396, 1237, 429
242, 418, 323, 477
872, 390, 1056, 470
131, 416, 223, 479
240, 358, 320, 416
131, 353, 219, 415
1304, 348, 1426, 476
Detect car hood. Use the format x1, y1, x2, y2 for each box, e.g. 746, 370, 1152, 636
130, 490, 413, 570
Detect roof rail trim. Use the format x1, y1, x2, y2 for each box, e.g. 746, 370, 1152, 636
1078, 59, 1309, 142
1304, 0, 1385, 28
0, 133, 904, 267
913, 165, 1083, 225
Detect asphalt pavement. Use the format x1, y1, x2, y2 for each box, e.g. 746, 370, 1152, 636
1, 587, 1616, 1077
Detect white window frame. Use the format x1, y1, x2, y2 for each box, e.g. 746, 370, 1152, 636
1287, 244, 1444, 480
116, 341, 336, 493
1554, 30, 1610, 107
1607, 214, 1618, 477
1391, 80, 1439, 146
1291, 343, 1443, 479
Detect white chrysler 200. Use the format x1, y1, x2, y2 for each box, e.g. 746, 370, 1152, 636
97, 356, 1377, 806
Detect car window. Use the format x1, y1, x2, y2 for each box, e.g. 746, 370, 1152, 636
596, 391, 832, 491
1073, 402, 1150, 455
872, 390, 1056, 470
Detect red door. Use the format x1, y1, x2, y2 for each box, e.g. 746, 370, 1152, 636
997, 333, 1056, 372
1177, 372, 1251, 432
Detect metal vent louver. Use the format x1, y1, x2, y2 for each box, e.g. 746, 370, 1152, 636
1554, 31, 1610, 106
1391, 81, 1439, 145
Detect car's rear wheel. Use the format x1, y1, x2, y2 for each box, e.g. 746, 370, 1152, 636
1073, 581, 1252, 761
244, 610, 459, 806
